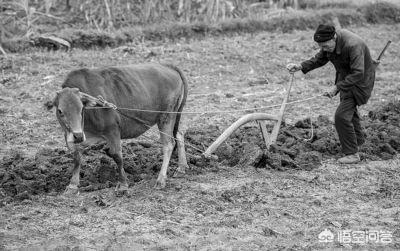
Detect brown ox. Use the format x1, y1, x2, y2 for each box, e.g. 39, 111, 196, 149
50, 63, 188, 194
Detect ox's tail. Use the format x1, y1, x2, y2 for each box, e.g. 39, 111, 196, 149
166, 64, 188, 140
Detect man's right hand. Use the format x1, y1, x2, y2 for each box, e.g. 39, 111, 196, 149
323, 86, 339, 98
286, 63, 302, 73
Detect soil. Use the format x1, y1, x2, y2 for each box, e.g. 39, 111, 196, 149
1, 24, 400, 250
2, 101, 399, 204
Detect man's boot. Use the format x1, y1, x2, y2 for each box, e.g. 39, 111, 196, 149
338, 153, 360, 164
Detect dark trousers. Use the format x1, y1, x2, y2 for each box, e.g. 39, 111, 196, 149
334, 97, 365, 155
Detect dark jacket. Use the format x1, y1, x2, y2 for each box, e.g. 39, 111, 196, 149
300, 29, 375, 106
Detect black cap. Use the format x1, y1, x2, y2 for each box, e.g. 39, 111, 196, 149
313, 25, 335, 43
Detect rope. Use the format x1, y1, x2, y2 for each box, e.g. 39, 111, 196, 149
85, 95, 324, 115
135, 132, 180, 177
115, 109, 205, 154
138, 132, 203, 160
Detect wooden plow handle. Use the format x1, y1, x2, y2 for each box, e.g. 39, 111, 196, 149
377, 40, 391, 61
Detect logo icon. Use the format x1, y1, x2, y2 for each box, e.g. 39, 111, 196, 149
319, 229, 334, 243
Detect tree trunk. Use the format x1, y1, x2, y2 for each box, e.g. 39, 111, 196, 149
293, 0, 299, 9
103, 0, 114, 30
221, 0, 226, 20
184, 0, 191, 22
0, 25, 6, 55
178, 0, 184, 21
214, 0, 220, 21
143, 0, 155, 23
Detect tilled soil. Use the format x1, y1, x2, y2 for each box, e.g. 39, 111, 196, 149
253, 100, 400, 169
1, 101, 399, 204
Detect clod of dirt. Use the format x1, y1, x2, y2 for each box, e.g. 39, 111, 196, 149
93, 194, 110, 207
262, 227, 281, 237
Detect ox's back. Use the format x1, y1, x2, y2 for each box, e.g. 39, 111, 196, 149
62, 63, 185, 139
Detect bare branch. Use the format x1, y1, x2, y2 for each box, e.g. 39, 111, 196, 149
103, 0, 114, 30
0, 45, 6, 56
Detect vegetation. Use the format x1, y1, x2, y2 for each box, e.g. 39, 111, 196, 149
1, 0, 400, 52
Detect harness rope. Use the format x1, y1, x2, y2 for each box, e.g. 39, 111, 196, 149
113, 109, 206, 154
84, 95, 324, 114
135, 132, 181, 176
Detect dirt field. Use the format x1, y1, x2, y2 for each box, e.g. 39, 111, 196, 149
1, 23, 400, 250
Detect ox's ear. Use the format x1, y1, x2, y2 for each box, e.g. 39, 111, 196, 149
79, 92, 98, 107
44, 91, 60, 111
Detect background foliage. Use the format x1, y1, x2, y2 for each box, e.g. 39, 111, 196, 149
0, 0, 399, 52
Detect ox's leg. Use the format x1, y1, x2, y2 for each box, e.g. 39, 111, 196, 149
64, 146, 82, 195
155, 119, 175, 189
104, 131, 129, 196
175, 130, 189, 175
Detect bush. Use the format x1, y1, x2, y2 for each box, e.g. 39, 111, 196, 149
298, 0, 356, 9
361, 2, 400, 24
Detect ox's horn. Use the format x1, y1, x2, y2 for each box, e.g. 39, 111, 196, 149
79, 92, 99, 107
45, 91, 61, 110
44, 100, 55, 110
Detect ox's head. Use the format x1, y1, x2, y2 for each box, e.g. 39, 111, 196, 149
48, 87, 97, 147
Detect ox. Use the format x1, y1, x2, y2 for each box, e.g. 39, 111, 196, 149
49, 63, 189, 195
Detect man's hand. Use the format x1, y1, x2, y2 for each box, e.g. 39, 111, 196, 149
286, 63, 302, 73
323, 86, 339, 98
373, 59, 380, 66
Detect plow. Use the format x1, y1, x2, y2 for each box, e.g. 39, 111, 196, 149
204, 73, 296, 158
203, 40, 392, 159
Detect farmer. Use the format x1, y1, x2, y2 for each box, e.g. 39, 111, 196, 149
286, 24, 376, 164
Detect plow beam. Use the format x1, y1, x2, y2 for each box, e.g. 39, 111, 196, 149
203, 113, 279, 158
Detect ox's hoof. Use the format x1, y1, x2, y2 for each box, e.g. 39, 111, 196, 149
154, 178, 166, 189
63, 185, 79, 196
173, 164, 189, 177
114, 183, 129, 197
